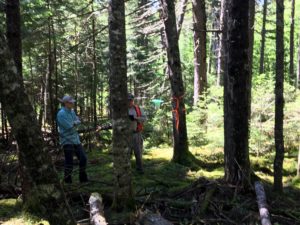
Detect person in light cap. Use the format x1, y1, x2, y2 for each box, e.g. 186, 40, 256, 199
128, 93, 147, 174
57, 95, 88, 183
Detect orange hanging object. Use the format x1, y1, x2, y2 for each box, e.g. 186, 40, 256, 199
172, 95, 185, 132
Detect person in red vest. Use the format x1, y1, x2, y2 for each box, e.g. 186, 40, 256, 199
128, 93, 147, 174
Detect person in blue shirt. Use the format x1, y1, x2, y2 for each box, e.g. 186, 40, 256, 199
57, 95, 88, 183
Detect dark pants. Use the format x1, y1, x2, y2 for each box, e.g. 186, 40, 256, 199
131, 132, 143, 171
63, 144, 88, 183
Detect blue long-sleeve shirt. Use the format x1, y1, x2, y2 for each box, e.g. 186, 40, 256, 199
57, 107, 81, 146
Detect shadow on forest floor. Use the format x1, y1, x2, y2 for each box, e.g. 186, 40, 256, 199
1, 147, 300, 224
60, 147, 300, 224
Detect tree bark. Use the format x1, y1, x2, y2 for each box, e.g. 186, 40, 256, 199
5, 0, 29, 202
224, 0, 251, 186
108, 0, 134, 210
259, 0, 268, 74
0, 34, 76, 225
1, 105, 5, 141
249, 0, 255, 81
289, 0, 295, 84
248, 0, 255, 122
92, 2, 98, 127
47, 0, 55, 131
216, 0, 227, 86
297, 36, 300, 89
160, 0, 192, 165
297, 145, 300, 178
5, 0, 22, 78
52, 20, 59, 133
192, 0, 207, 106
273, 0, 285, 193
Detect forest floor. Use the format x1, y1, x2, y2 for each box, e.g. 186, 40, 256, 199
1, 146, 300, 225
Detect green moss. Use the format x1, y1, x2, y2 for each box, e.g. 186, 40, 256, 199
3, 145, 300, 223
0, 199, 19, 219
0, 199, 49, 225
292, 177, 300, 188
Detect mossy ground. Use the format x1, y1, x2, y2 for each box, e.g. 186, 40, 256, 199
1, 146, 300, 224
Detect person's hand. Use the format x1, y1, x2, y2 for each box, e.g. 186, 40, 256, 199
74, 116, 81, 126
74, 119, 81, 126
96, 125, 102, 132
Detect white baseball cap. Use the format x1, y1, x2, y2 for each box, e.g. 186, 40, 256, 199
59, 95, 76, 103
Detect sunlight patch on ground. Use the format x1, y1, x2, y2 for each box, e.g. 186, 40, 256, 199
0, 199, 49, 225
1, 218, 49, 225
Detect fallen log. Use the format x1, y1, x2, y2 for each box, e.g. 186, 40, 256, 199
89, 193, 107, 225
138, 209, 174, 225
254, 181, 272, 225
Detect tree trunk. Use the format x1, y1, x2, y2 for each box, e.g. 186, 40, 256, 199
273, 0, 285, 193
289, 0, 295, 84
47, 1, 55, 131
5, 0, 22, 78
52, 20, 59, 133
207, 31, 213, 75
297, 36, 300, 89
216, 0, 227, 86
5, 0, 30, 201
192, 0, 207, 106
248, 0, 255, 121
108, 0, 134, 210
259, 0, 268, 74
74, 25, 79, 113
177, 0, 188, 38
38, 82, 45, 128
92, 2, 98, 128
160, 0, 192, 165
297, 145, 300, 178
224, 0, 251, 186
1, 105, 5, 141
0, 34, 76, 225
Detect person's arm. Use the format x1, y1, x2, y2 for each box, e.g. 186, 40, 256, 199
135, 108, 147, 123
57, 112, 75, 131
72, 111, 81, 126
